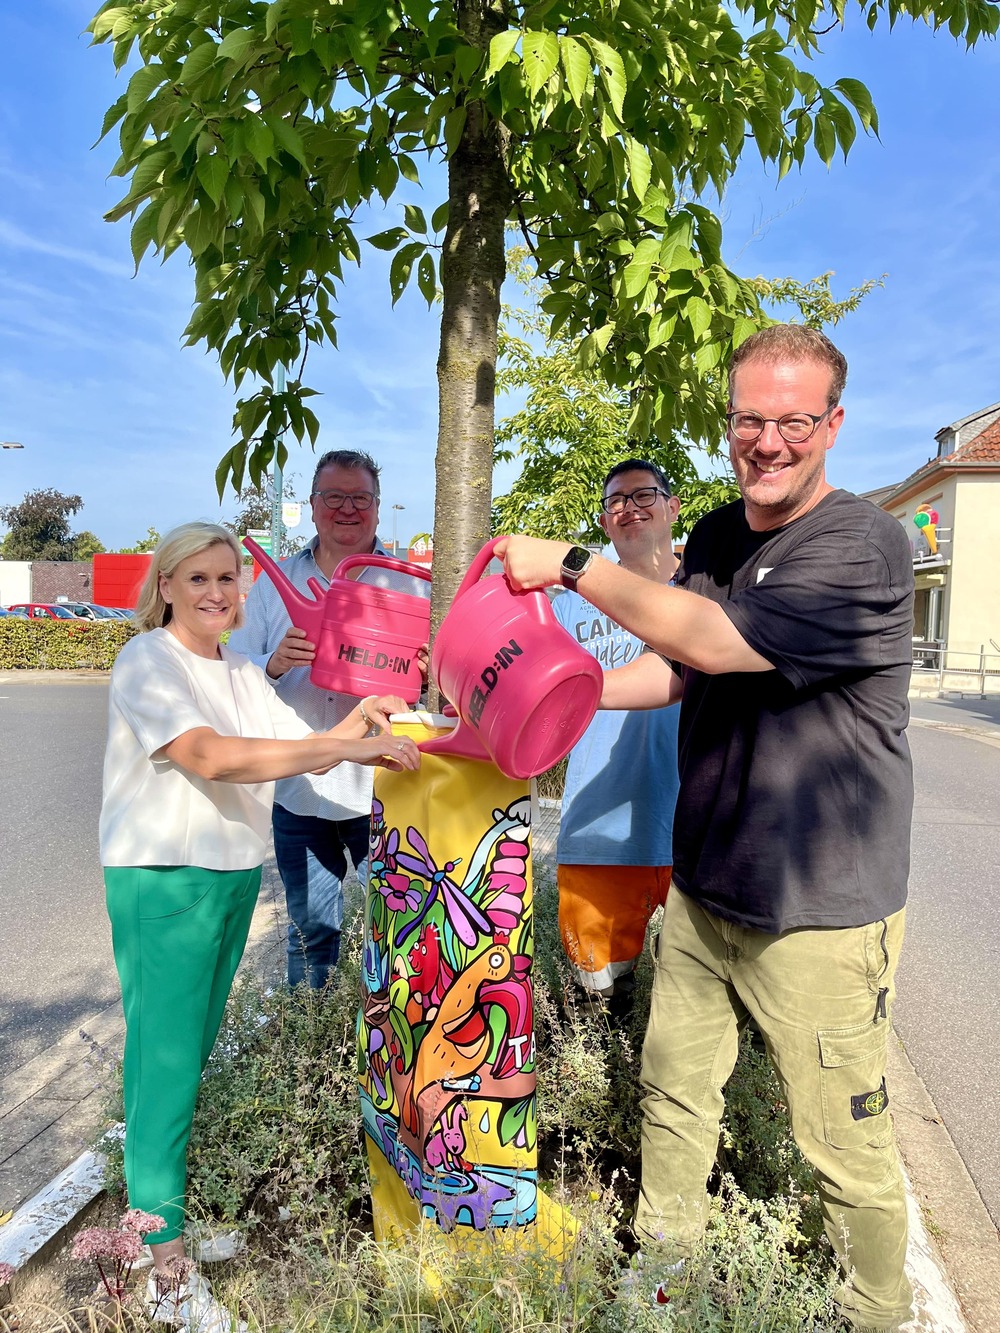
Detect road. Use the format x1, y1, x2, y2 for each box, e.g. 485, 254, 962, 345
1, 679, 998, 1226
0, 678, 116, 1073
899, 700, 1000, 1226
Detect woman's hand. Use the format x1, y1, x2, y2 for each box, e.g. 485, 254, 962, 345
313, 733, 421, 774
365, 694, 411, 733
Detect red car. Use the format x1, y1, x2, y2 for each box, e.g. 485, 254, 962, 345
6, 603, 83, 621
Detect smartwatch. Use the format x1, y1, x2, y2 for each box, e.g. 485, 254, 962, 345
560, 544, 594, 591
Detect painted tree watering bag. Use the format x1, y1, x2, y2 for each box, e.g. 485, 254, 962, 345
359, 713, 572, 1253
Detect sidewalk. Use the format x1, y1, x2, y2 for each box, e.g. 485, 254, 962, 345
2, 803, 998, 1331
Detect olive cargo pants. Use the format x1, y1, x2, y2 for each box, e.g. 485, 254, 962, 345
637, 888, 911, 1331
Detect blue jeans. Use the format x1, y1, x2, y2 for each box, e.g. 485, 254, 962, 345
272, 803, 370, 989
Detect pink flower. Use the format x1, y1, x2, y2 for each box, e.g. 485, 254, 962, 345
0, 1262, 15, 1286
71, 1226, 143, 1264
121, 1208, 166, 1236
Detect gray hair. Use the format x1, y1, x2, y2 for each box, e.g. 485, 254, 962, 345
311, 449, 381, 500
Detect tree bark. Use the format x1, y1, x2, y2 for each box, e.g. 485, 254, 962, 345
429, 0, 512, 704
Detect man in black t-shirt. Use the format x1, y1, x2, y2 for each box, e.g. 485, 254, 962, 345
495, 325, 915, 1332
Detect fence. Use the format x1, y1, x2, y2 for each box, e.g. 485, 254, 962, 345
910, 639, 1000, 697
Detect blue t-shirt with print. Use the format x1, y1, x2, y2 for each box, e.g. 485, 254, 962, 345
553, 589, 680, 866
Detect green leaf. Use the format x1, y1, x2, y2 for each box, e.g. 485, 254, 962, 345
578, 322, 614, 370
626, 138, 652, 203
622, 236, 659, 298
130, 202, 161, 271
522, 30, 559, 98
243, 115, 274, 169
813, 112, 835, 166
388, 241, 425, 304
588, 39, 626, 121
197, 155, 229, 207
685, 295, 712, 338
178, 40, 219, 85
731, 315, 758, 350
559, 35, 590, 107
403, 203, 427, 235
216, 27, 257, 66
263, 112, 308, 167
126, 64, 167, 112
486, 29, 520, 78
431, 201, 449, 233
833, 77, 879, 135
366, 227, 408, 251
417, 251, 436, 306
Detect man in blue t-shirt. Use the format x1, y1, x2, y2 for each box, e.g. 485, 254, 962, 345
553, 460, 680, 1013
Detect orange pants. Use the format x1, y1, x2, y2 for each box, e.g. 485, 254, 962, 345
557, 863, 672, 994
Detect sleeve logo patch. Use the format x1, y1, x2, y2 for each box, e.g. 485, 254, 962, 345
851, 1078, 889, 1120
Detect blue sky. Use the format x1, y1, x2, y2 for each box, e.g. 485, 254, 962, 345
1, 1, 998, 551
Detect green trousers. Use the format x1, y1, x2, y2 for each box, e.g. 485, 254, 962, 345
637, 888, 911, 1331
105, 864, 261, 1243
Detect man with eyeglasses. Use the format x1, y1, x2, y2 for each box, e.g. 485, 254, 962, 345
553, 459, 680, 1018
230, 448, 430, 990
496, 325, 915, 1331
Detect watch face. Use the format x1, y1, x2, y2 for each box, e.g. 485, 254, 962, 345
563, 545, 592, 573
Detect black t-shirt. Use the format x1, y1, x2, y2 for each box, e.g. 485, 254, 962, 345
671, 489, 914, 933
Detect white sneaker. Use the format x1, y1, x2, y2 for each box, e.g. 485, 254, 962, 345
133, 1226, 247, 1270
144, 1270, 247, 1333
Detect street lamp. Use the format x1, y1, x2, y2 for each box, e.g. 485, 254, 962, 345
391, 504, 405, 557
2, 442, 24, 450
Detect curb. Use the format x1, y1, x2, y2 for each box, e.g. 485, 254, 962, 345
888, 1038, 1000, 1333
0, 1152, 105, 1280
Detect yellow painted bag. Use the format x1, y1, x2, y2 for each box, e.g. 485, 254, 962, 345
360, 715, 570, 1252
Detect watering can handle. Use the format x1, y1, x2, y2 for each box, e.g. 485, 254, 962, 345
453, 537, 505, 602
332, 553, 432, 584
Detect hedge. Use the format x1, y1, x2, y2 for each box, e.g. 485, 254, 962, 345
0, 618, 137, 670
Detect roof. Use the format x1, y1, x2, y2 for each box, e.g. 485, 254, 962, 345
934, 399, 1000, 441
873, 404, 1000, 509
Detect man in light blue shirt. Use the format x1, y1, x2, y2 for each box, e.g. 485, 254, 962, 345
553, 459, 681, 1013
229, 449, 429, 988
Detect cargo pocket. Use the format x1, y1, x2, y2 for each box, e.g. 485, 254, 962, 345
817, 1022, 891, 1149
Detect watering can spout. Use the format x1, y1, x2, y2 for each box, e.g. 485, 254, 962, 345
242, 536, 324, 642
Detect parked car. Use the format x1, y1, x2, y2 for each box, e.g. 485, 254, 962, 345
58, 601, 122, 621
5, 603, 82, 620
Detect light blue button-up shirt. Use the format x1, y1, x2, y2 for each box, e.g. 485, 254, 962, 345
228, 537, 430, 820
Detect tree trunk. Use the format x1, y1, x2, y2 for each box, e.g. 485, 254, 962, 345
429, 0, 511, 704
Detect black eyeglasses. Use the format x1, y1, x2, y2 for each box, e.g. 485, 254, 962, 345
601, 487, 670, 515
310, 490, 377, 511
726, 408, 833, 445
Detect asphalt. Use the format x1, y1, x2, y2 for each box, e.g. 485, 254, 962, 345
1, 679, 999, 1331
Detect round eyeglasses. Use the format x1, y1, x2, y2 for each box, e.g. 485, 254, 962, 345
600, 486, 670, 515
726, 408, 832, 445
310, 489, 377, 511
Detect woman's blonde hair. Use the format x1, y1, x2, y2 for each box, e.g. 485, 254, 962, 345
133, 522, 245, 633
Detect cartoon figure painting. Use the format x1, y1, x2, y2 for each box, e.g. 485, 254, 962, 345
359, 717, 567, 1247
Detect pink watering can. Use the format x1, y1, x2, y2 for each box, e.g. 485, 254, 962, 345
419, 538, 603, 780
243, 536, 431, 702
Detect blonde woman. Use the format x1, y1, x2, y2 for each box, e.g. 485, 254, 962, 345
100, 522, 419, 1332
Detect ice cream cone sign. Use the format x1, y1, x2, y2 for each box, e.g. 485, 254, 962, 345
914, 504, 939, 556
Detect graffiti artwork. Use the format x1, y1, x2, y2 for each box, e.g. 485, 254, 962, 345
359, 737, 543, 1241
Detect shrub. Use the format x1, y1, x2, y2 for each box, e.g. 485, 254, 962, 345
89, 875, 839, 1330
0, 618, 136, 669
